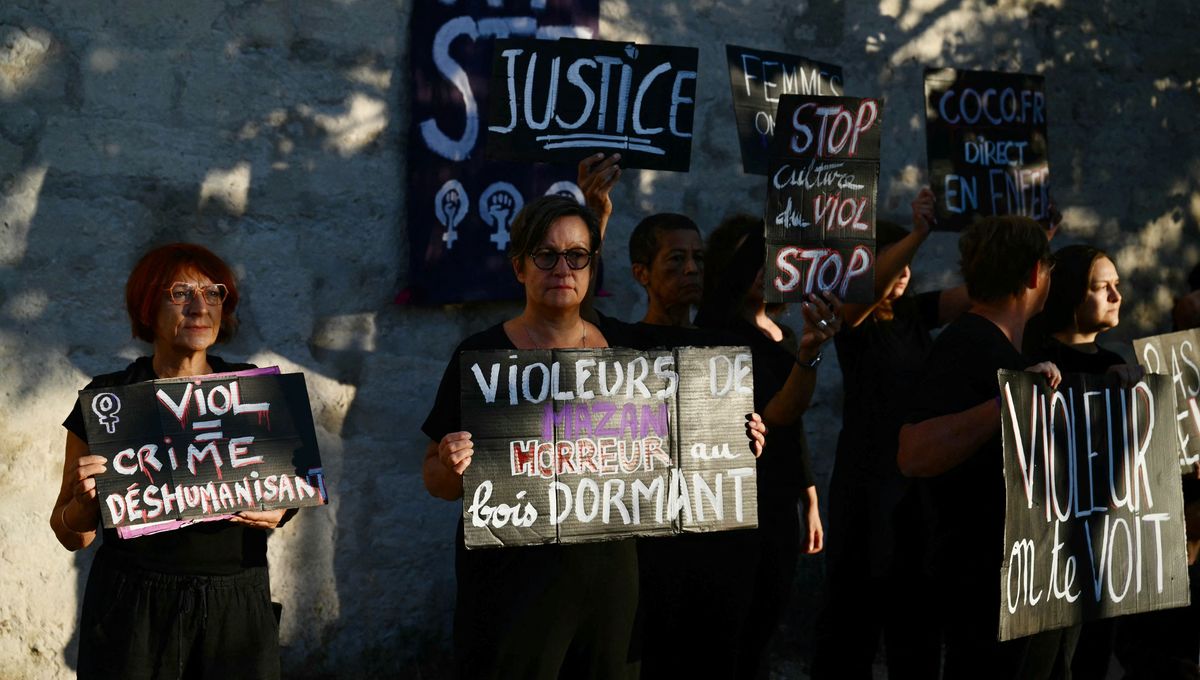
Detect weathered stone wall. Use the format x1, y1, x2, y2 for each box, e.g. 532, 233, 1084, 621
0, 1, 1196, 677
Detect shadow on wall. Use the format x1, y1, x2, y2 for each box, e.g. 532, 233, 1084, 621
0, 0, 1198, 678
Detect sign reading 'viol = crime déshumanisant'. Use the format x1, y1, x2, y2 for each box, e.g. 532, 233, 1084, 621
79, 369, 327, 535
1134, 328, 1200, 473
459, 346, 758, 549
725, 44, 844, 176
997, 370, 1189, 641
485, 37, 699, 171
924, 68, 1050, 231
764, 94, 882, 304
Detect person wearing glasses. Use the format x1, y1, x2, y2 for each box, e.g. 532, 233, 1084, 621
422, 195, 768, 678
422, 195, 642, 679
51, 243, 288, 679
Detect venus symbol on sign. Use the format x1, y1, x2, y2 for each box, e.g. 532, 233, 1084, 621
480, 182, 523, 251
435, 179, 468, 249
91, 393, 122, 434
544, 180, 585, 205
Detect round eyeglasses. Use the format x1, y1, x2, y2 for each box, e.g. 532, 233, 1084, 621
529, 248, 594, 271
164, 282, 228, 306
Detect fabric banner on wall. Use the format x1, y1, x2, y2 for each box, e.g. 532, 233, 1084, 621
402, 0, 599, 304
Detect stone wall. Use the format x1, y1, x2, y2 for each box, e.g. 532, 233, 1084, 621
1, 1, 1196, 677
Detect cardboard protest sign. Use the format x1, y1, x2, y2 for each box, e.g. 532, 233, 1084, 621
485, 37, 699, 171
78, 370, 327, 533
459, 346, 758, 548
403, 0, 599, 304
763, 94, 881, 304
1134, 329, 1200, 471
924, 68, 1050, 231
725, 45, 843, 175
997, 370, 1189, 641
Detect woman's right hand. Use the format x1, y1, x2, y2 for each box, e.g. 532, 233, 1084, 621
911, 186, 937, 234
438, 431, 474, 477
70, 455, 108, 508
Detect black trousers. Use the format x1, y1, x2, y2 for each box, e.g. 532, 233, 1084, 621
812, 474, 941, 680
77, 547, 281, 680
454, 540, 640, 680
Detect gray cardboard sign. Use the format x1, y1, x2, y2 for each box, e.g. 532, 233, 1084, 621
997, 370, 1189, 641
459, 346, 758, 549
1133, 328, 1200, 472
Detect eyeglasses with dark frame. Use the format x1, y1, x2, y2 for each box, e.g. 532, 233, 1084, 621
164, 282, 228, 306
529, 248, 594, 271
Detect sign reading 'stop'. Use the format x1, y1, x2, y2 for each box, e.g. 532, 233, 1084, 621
486, 38, 699, 171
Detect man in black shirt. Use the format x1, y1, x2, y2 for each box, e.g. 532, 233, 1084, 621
898, 215, 1070, 679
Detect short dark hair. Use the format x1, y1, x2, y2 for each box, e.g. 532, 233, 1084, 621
628, 213, 700, 268
959, 215, 1052, 302
1039, 244, 1109, 334
507, 195, 601, 261
704, 213, 759, 302
126, 243, 240, 344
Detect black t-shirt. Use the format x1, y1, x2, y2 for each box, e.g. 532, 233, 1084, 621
1027, 336, 1124, 374
421, 319, 641, 625
905, 313, 1027, 586
835, 291, 941, 478
63, 355, 267, 575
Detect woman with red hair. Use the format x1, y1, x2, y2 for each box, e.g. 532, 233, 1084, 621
51, 243, 288, 679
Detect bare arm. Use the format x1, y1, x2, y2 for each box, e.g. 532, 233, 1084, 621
897, 399, 1001, 477
842, 187, 935, 328
578, 153, 621, 243
898, 362, 1062, 477
423, 432, 474, 501
763, 293, 841, 427
802, 485, 823, 554
50, 432, 105, 551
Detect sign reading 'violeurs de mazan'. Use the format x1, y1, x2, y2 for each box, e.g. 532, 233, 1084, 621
460, 346, 758, 548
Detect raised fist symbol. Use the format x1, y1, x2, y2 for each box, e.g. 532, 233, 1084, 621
435, 180, 468, 249
479, 182, 523, 251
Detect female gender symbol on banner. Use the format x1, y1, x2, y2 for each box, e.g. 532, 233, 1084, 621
480, 182, 523, 251
436, 179, 468, 249
91, 393, 122, 434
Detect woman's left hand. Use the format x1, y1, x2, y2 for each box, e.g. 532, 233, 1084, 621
803, 497, 824, 554
799, 291, 843, 358
231, 509, 287, 530
745, 413, 767, 458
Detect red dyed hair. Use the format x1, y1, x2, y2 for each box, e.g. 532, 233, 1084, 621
125, 243, 240, 343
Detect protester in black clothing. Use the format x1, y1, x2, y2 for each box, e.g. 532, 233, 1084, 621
1021, 243, 1145, 679
696, 215, 840, 679
53, 243, 288, 679
628, 212, 705, 328
422, 196, 767, 680
422, 196, 639, 680
899, 216, 1072, 680
813, 188, 969, 680
1024, 244, 1138, 378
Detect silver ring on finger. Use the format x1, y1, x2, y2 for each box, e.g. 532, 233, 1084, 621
817, 319, 829, 330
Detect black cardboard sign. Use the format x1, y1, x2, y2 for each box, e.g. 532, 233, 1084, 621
763, 94, 881, 304
79, 371, 326, 531
924, 68, 1050, 231
485, 37, 699, 171
459, 346, 758, 548
1134, 329, 1200, 472
725, 45, 843, 175
997, 370, 1189, 641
